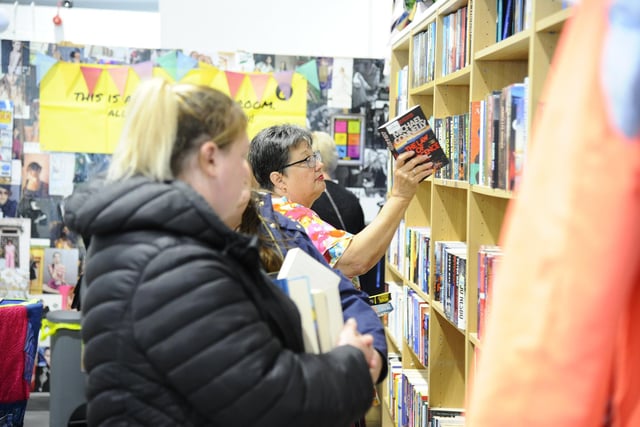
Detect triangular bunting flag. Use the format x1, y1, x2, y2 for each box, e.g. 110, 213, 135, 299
225, 71, 246, 99
176, 51, 199, 81
274, 71, 294, 100
80, 66, 103, 96
156, 50, 177, 80
34, 52, 58, 85
132, 61, 154, 80
181, 67, 219, 86
248, 74, 271, 103
107, 67, 130, 96
295, 59, 320, 92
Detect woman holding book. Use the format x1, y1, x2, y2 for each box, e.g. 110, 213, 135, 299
249, 124, 436, 280
64, 78, 379, 427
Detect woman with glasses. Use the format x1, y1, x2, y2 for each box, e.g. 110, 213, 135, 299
249, 124, 437, 280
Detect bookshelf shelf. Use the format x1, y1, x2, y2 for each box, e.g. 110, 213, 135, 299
470, 184, 512, 199
475, 29, 531, 61
410, 81, 436, 96
468, 332, 480, 347
386, 327, 402, 353
536, 7, 573, 33
406, 280, 429, 302
438, 67, 471, 86
383, 1, 572, 425
434, 179, 470, 190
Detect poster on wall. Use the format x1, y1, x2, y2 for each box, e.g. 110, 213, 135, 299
40, 61, 308, 152
0, 217, 31, 299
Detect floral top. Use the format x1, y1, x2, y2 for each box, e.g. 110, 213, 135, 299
271, 195, 353, 267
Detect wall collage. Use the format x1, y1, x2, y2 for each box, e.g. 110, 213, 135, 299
0, 38, 392, 390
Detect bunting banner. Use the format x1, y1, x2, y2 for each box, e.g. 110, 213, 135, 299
40, 62, 141, 153
295, 59, 320, 92
40, 63, 307, 153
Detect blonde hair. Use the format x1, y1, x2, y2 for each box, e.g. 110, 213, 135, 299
311, 131, 338, 176
108, 78, 247, 181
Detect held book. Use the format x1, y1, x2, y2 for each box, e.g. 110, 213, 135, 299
277, 248, 343, 353
377, 104, 450, 171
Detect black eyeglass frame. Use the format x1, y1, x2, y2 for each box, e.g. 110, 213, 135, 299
282, 151, 321, 170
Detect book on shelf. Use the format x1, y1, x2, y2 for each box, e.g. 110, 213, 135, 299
377, 104, 450, 175
277, 248, 343, 353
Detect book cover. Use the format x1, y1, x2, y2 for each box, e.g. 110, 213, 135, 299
469, 100, 482, 184
377, 104, 450, 170
277, 248, 343, 353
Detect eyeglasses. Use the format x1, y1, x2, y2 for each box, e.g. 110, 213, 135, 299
282, 151, 321, 170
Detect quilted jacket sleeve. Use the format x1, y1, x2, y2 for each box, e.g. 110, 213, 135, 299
131, 244, 374, 427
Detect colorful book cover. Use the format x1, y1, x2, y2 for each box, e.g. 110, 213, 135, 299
377, 104, 450, 171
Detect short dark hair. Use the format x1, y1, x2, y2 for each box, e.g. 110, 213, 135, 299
249, 124, 312, 191
27, 162, 42, 173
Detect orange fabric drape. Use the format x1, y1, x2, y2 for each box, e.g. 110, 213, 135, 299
466, 0, 640, 425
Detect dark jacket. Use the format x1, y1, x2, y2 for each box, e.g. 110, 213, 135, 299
0, 198, 17, 217
257, 192, 388, 384
63, 176, 373, 427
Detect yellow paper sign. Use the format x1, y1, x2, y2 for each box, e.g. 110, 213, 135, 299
40, 64, 307, 153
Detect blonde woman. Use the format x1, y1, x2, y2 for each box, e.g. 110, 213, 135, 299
64, 78, 377, 427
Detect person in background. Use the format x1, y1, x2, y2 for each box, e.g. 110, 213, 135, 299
7, 40, 24, 75
467, 0, 640, 424
70, 50, 82, 63
4, 239, 15, 269
310, 131, 381, 295
42, 251, 67, 293
63, 78, 377, 427
0, 185, 17, 217
249, 124, 438, 281
23, 161, 49, 198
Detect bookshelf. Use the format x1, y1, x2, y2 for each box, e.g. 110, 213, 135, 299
380, 0, 573, 425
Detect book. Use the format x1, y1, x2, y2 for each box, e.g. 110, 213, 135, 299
277, 248, 343, 353
377, 104, 450, 172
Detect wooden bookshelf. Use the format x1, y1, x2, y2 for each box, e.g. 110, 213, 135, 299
382, 0, 573, 425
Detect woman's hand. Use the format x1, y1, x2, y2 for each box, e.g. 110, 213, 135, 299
391, 151, 437, 201
337, 318, 378, 384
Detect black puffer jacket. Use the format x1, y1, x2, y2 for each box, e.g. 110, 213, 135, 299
64, 176, 373, 427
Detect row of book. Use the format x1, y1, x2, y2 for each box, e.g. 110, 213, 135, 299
387, 221, 431, 295
384, 78, 528, 191
442, 6, 470, 77
387, 230, 506, 338
395, 65, 410, 117
477, 245, 503, 339
383, 281, 429, 367
412, 21, 437, 87
434, 241, 467, 330
386, 354, 465, 427
470, 78, 528, 190
433, 113, 469, 181
496, 0, 532, 42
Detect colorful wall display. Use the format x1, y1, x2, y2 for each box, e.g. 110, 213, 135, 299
331, 114, 365, 166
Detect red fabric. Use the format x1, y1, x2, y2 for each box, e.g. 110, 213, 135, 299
467, 0, 640, 425
0, 304, 29, 403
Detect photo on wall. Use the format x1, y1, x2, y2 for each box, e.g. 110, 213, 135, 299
0, 217, 31, 299
29, 245, 44, 294
1, 39, 31, 75
42, 247, 79, 297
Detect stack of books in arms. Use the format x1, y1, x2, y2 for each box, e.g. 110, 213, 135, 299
276, 248, 343, 353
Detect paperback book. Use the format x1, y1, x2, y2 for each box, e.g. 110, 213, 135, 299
277, 248, 343, 353
377, 104, 450, 171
